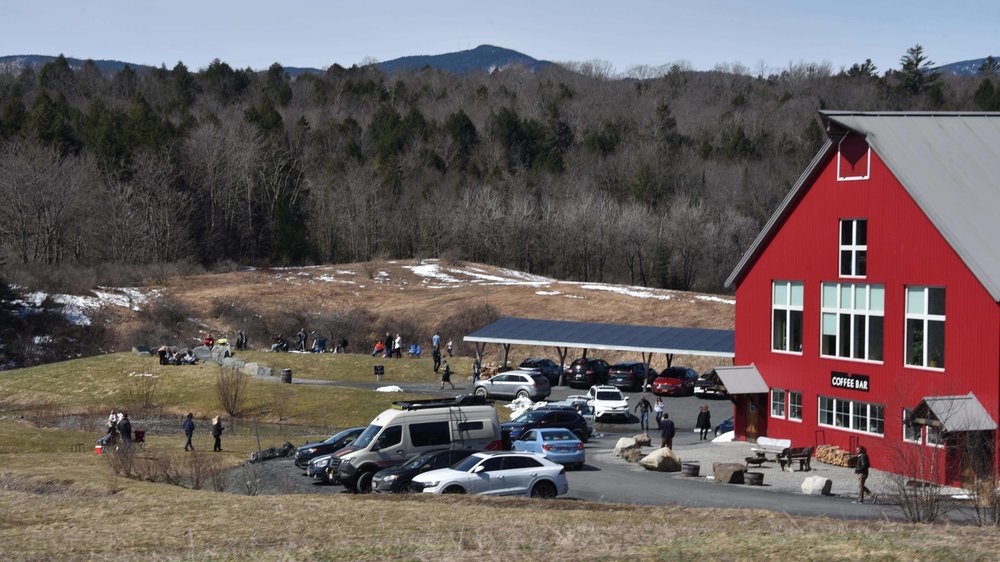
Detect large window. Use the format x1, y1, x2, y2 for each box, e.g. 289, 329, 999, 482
819, 396, 884, 435
771, 388, 786, 417
905, 286, 946, 369
772, 281, 803, 353
902, 408, 922, 443
840, 219, 867, 277
788, 392, 803, 421
821, 283, 884, 361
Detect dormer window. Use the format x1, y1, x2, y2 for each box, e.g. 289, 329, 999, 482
840, 219, 867, 278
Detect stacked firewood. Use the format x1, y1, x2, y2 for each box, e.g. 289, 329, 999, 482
815, 445, 853, 467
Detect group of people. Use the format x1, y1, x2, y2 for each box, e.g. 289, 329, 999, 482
97, 410, 134, 448
632, 396, 713, 448
157, 346, 198, 366
183, 412, 225, 452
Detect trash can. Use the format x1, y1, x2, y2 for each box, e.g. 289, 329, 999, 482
681, 462, 700, 477
281, 368, 292, 384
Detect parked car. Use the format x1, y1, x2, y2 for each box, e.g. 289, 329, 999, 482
651, 367, 699, 396
371, 448, 479, 493
501, 408, 590, 443
608, 362, 656, 392
308, 449, 354, 483
410, 451, 569, 498
715, 416, 734, 436
540, 400, 595, 433
587, 385, 630, 421
474, 370, 551, 401
694, 370, 729, 398
293, 426, 365, 469
512, 428, 585, 469
566, 358, 611, 389
519, 357, 564, 386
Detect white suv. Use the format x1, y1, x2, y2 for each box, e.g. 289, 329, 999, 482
410, 451, 568, 498
588, 385, 629, 421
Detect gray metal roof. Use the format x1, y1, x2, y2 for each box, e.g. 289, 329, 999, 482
904, 392, 997, 432
713, 364, 768, 394
727, 111, 1000, 302
464, 317, 734, 358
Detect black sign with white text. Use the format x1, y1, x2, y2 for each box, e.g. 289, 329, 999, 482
831, 371, 869, 392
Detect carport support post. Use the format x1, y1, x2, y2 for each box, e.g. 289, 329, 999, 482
555, 346, 569, 386
665, 353, 674, 368
641, 352, 654, 390
501, 343, 511, 368
474, 342, 486, 366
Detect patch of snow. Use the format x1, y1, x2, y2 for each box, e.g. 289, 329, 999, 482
712, 431, 735, 443
696, 295, 736, 305
577, 283, 673, 301
376, 385, 404, 393
535, 290, 561, 296
505, 396, 537, 420
562, 294, 585, 299
314, 275, 356, 284
128, 372, 158, 378
403, 263, 462, 284
447, 267, 552, 286
376, 271, 390, 278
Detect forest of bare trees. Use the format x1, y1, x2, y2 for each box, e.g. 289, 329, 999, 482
2, 47, 998, 294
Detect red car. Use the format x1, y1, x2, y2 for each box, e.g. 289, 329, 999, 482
651, 367, 699, 396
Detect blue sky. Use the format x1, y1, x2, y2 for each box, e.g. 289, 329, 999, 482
1, 1, 996, 74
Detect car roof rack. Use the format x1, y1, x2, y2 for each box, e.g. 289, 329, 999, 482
391, 395, 492, 411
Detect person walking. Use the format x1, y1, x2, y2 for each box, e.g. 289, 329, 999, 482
854, 445, 873, 503
117, 412, 133, 447
472, 360, 482, 383
432, 347, 442, 373
654, 397, 664, 426
659, 412, 675, 449
634, 395, 652, 432
440, 360, 455, 389
696, 405, 712, 441
211, 416, 225, 452
394, 334, 402, 359
446, 339, 453, 357
183, 413, 195, 451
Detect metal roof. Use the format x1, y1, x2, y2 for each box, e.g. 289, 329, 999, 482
712, 364, 768, 394
727, 111, 1000, 302
464, 317, 734, 358
903, 392, 997, 432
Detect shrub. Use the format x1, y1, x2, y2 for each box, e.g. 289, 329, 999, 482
122, 371, 160, 415
216, 366, 249, 416
435, 302, 500, 356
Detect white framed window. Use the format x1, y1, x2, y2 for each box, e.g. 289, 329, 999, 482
839, 219, 867, 277
926, 425, 945, 447
902, 408, 922, 443
772, 281, 803, 353
821, 283, 884, 362
788, 391, 803, 421
818, 395, 884, 435
836, 135, 871, 181
905, 286, 945, 369
771, 388, 786, 417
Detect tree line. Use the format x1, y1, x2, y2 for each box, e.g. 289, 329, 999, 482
1, 45, 996, 294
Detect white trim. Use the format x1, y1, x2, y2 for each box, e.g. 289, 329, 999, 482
903, 286, 946, 369
770, 388, 786, 419
836, 136, 871, 181
788, 391, 803, 421
819, 282, 885, 362
818, 395, 885, 436
770, 280, 804, 354
838, 219, 868, 278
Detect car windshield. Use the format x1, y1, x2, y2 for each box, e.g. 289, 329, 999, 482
323, 427, 359, 445
513, 411, 546, 423
401, 451, 436, 469
541, 430, 576, 441
453, 455, 484, 472
350, 424, 383, 449
596, 391, 622, 400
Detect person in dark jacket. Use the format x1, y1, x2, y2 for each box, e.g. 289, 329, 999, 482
117, 412, 133, 447
696, 405, 712, 441
634, 395, 652, 431
854, 445, 873, 503
211, 416, 224, 452
432, 347, 442, 373
440, 361, 455, 389
183, 413, 195, 451
659, 412, 675, 449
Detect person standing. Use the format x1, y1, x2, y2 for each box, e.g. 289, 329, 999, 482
118, 412, 133, 447
211, 416, 225, 452
472, 360, 482, 383
383, 332, 392, 358
854, 445, 872, 503
440, 360, 455, 389
431, 332, 441, 352
296, 328, 307, 352
446, 339, 453, 357
183, 413, 195, 451
696, 405, 712, 441
432, 347, 442, 373
654, 397, 664, 426
659, 412, 675, 449
634, 395, 652, 432
394, 334, 402, 359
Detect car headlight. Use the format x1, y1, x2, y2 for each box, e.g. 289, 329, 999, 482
315, 458, 329, 467
343, 458, 354, 465
381, 474, 398, 482
421, 480, 439, 488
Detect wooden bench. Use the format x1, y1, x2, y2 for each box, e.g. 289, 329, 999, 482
750, 437, 791, 461
777, 446, 813, 471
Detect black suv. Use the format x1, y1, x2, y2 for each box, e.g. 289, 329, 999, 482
501, 409, 591, 445
566, 358, 611, 389
607, 362, 656, 392
519, 357, 564, 386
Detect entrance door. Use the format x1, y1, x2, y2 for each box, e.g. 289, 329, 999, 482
745, 397, 759, 441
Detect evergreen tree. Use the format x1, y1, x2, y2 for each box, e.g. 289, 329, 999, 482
895, 44, 940, 95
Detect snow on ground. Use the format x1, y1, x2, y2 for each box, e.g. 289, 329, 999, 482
403, 263, 463, 284
576, 283, 673, 301
21, 287, 151, 326
696, 295, 736, 305
535, 290, 561, 296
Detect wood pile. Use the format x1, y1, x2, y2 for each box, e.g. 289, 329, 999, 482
815, 445, 853, 467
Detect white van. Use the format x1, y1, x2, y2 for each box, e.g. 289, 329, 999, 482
334, 396, 502, 493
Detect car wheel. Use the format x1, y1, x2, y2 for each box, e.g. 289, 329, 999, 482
474, 387, 488, 398
530, 480, 557, 499
355, 470, 375, 494
442, 485, 465, 494
515, 389, 529, 400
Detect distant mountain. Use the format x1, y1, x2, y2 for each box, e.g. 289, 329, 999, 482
933, 56, 998, 76
376, 44, 551, 74
0, 54, 152, 74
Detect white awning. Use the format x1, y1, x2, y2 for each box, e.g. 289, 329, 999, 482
713, 364, 768, 394
904, 392, 997, 432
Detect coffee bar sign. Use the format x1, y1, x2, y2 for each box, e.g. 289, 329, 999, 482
831, 371, 869, 392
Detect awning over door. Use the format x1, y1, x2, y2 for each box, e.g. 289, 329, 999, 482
713, 364, 768, 394
904, 392, 997, 432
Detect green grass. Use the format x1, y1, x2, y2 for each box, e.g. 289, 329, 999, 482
237, 350, 476, 384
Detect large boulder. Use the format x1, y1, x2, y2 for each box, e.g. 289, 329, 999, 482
622, 449, 645, 463
639, 447, 682, 472
712, 462, 747, 484
211, 344, 232, 363
193, 346, 214, 362
633, 433, 652, 446
614, 437, 640, 457
801, 475, 833, 496
222, 356, 245, 369
241, 362, 272, 378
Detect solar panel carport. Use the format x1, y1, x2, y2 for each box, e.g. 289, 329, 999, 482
464, 317, 734, 385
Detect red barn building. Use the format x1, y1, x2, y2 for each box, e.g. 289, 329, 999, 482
724, 111, 1000, 486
